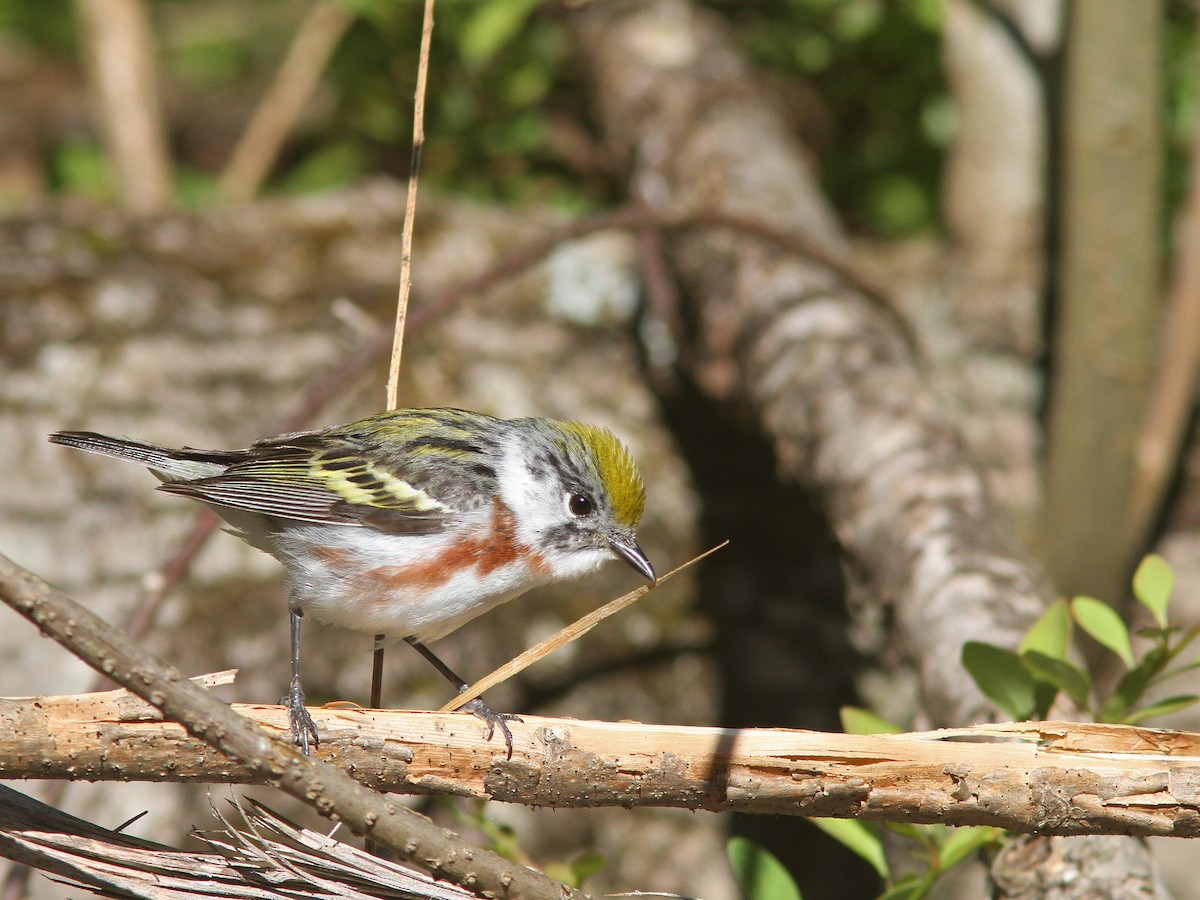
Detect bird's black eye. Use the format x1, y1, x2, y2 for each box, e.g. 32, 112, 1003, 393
568, 492, 594, 517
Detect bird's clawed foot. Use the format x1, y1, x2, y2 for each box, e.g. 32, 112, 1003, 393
281, 675, 319, 754
461, 696, 522, 759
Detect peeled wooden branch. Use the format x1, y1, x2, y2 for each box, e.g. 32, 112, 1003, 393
3, 681, 1200, 839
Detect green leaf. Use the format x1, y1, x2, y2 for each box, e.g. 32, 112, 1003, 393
727, 837, 803, 900
1072, 596, 1135, 668
809, 819, 888, 880
961, 642, 1036, 720
1019, 599, 1072, 659
1098, 694, 1127, 723
1020, 651, 1091, 708
840, 706, 903, 735
459, 0, 542, 69
1123, 695, 1200, 726
1133, 555, 1174, 629
937, 826, 1001, 871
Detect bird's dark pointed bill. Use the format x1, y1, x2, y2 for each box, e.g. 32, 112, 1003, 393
607, 535, 656, 582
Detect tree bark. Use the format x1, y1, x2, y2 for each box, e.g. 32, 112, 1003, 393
1040, 0, 1164, 602
992, 833, 1170, 899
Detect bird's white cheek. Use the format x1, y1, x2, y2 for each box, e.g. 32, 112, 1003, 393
542, 545, 614, 582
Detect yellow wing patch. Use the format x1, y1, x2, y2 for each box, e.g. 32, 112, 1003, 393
312, 456, 445, 513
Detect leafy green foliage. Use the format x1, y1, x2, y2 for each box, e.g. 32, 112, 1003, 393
805, 816, 1001, 900
728, 837, 804, 900
963, 555, 1200, 726
450, 798, 604, 889
5, 0, 1200, 233
282, 142, 369, 194
543, 854, 606, 891
1019, 598, 1072, 658
809, 819, 888, 881
1019, 650, 1090, 708
1071, 596, 1135, 667
49, 139, 115, 202
460, 0, 544, 69
711, 0, 948, 235
0, 0, 75, 57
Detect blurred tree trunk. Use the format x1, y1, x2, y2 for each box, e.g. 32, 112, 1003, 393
941, 0, 1053, 360
74, 0, 172, 212
1039, 0, 1163, 603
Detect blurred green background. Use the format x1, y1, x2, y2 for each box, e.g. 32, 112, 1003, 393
0, 0, 1196, 234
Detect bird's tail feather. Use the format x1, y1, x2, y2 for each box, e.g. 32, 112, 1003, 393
48, 431, 230, 481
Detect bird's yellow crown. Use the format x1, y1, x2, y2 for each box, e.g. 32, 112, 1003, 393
558, 421, 646, 528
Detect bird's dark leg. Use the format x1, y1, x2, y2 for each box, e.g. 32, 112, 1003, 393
282, 606, 320, 753
404, 636, 521, 758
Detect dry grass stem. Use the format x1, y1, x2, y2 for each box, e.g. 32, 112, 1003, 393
386, 0, 437, 411
441, 542, 729, 711
6, 683, 1200, 839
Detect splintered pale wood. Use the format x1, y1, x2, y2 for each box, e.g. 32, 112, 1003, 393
4, 685, 1200, 837
0, 785, 479, 900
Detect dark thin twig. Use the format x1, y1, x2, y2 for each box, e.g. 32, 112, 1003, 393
365, 632, 387, 857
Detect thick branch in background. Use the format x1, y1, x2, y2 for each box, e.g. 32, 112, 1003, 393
1040, 0, 1164, 602
1131, 36, 1200, 543
74, 0, 172, 212
4, 683, 1200, 839
574, 0, 1042, 735
941, 0, 1049, 357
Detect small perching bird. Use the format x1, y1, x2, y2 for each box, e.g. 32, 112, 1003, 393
50, 408, 655, 754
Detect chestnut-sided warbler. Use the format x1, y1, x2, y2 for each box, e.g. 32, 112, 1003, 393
50, 408, 655, 754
